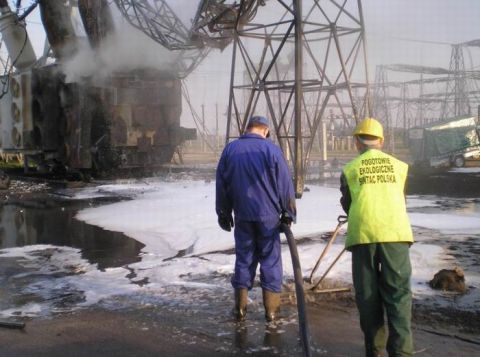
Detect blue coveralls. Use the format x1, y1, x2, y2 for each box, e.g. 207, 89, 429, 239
216, 133, 296, 292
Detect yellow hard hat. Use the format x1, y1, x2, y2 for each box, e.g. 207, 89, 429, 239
353, 117, 384, 140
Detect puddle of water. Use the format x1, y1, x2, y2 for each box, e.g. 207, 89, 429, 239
0, 195, 147, 317
408, 172, 480, 197
0, 199, 144, 270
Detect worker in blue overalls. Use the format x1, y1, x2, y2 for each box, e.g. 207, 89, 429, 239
216, 115, 296, 322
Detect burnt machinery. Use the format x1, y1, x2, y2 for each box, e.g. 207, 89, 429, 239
114, 0, 371, 197
1, 0, 370, 186
0, 0, 195, 173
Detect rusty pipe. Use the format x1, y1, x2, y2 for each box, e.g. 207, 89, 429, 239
78, 0, 115, 49
38, 0, 78, 60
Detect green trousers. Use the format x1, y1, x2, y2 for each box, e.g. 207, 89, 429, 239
351, 243, 413, 357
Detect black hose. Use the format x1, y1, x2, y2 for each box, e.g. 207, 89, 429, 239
0, 319, 25, 329
281, 223, 312, 357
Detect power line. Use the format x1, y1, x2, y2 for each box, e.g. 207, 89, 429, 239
390, 36, 452, 46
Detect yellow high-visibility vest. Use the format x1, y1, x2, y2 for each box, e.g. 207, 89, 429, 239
343, 149, 414, 249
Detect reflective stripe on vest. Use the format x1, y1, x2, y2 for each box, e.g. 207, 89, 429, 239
343, 149, 414, 249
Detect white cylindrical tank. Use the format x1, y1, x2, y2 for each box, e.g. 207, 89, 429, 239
0, 5, 36, 70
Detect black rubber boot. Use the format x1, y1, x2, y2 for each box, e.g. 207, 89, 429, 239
233, 288, 248, 322
262, 289, 281, 322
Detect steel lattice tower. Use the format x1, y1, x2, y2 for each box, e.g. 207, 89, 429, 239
225, 0, 371, 197
372, 65, 395, 150
372, 66, 391, 128
441, 44, 470, 119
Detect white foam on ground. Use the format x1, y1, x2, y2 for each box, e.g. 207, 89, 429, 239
1, 180, 479, 317
406, 196, 440, 208
72, 181, 480, 300
410, 213, 480, 233
449, 167, 480, 173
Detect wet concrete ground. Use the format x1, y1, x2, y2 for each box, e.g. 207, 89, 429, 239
1, 287, 479, 356
1, 171, 480, 356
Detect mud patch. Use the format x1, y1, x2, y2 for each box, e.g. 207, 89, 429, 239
414, 303, 480, 335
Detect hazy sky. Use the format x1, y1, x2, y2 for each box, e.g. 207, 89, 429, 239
364, 0, 480, 68
185, 0, 480, 130
10, 0, 480, 130
22, 1, 480, 67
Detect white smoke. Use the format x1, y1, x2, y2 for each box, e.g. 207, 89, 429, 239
62, 22, 177, 83
62, 0, 194, 83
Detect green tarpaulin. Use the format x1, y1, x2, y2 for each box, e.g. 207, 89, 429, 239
409, 116, 480, 163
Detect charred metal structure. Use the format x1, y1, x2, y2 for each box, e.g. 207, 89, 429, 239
114, 0, 371, 197
0, 0, 194, 173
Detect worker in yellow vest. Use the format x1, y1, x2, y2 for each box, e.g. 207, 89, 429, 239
340, 118, 414, 357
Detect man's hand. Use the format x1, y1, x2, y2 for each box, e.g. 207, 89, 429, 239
218, 213, 234, 232
280, 212, 293, 226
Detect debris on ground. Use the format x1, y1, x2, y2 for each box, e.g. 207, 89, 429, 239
0, 320, 25, 329
0, 170, 10, 189
429, 267, 467, 293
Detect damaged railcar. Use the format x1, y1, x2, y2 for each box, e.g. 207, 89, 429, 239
0, 0, 194, 174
